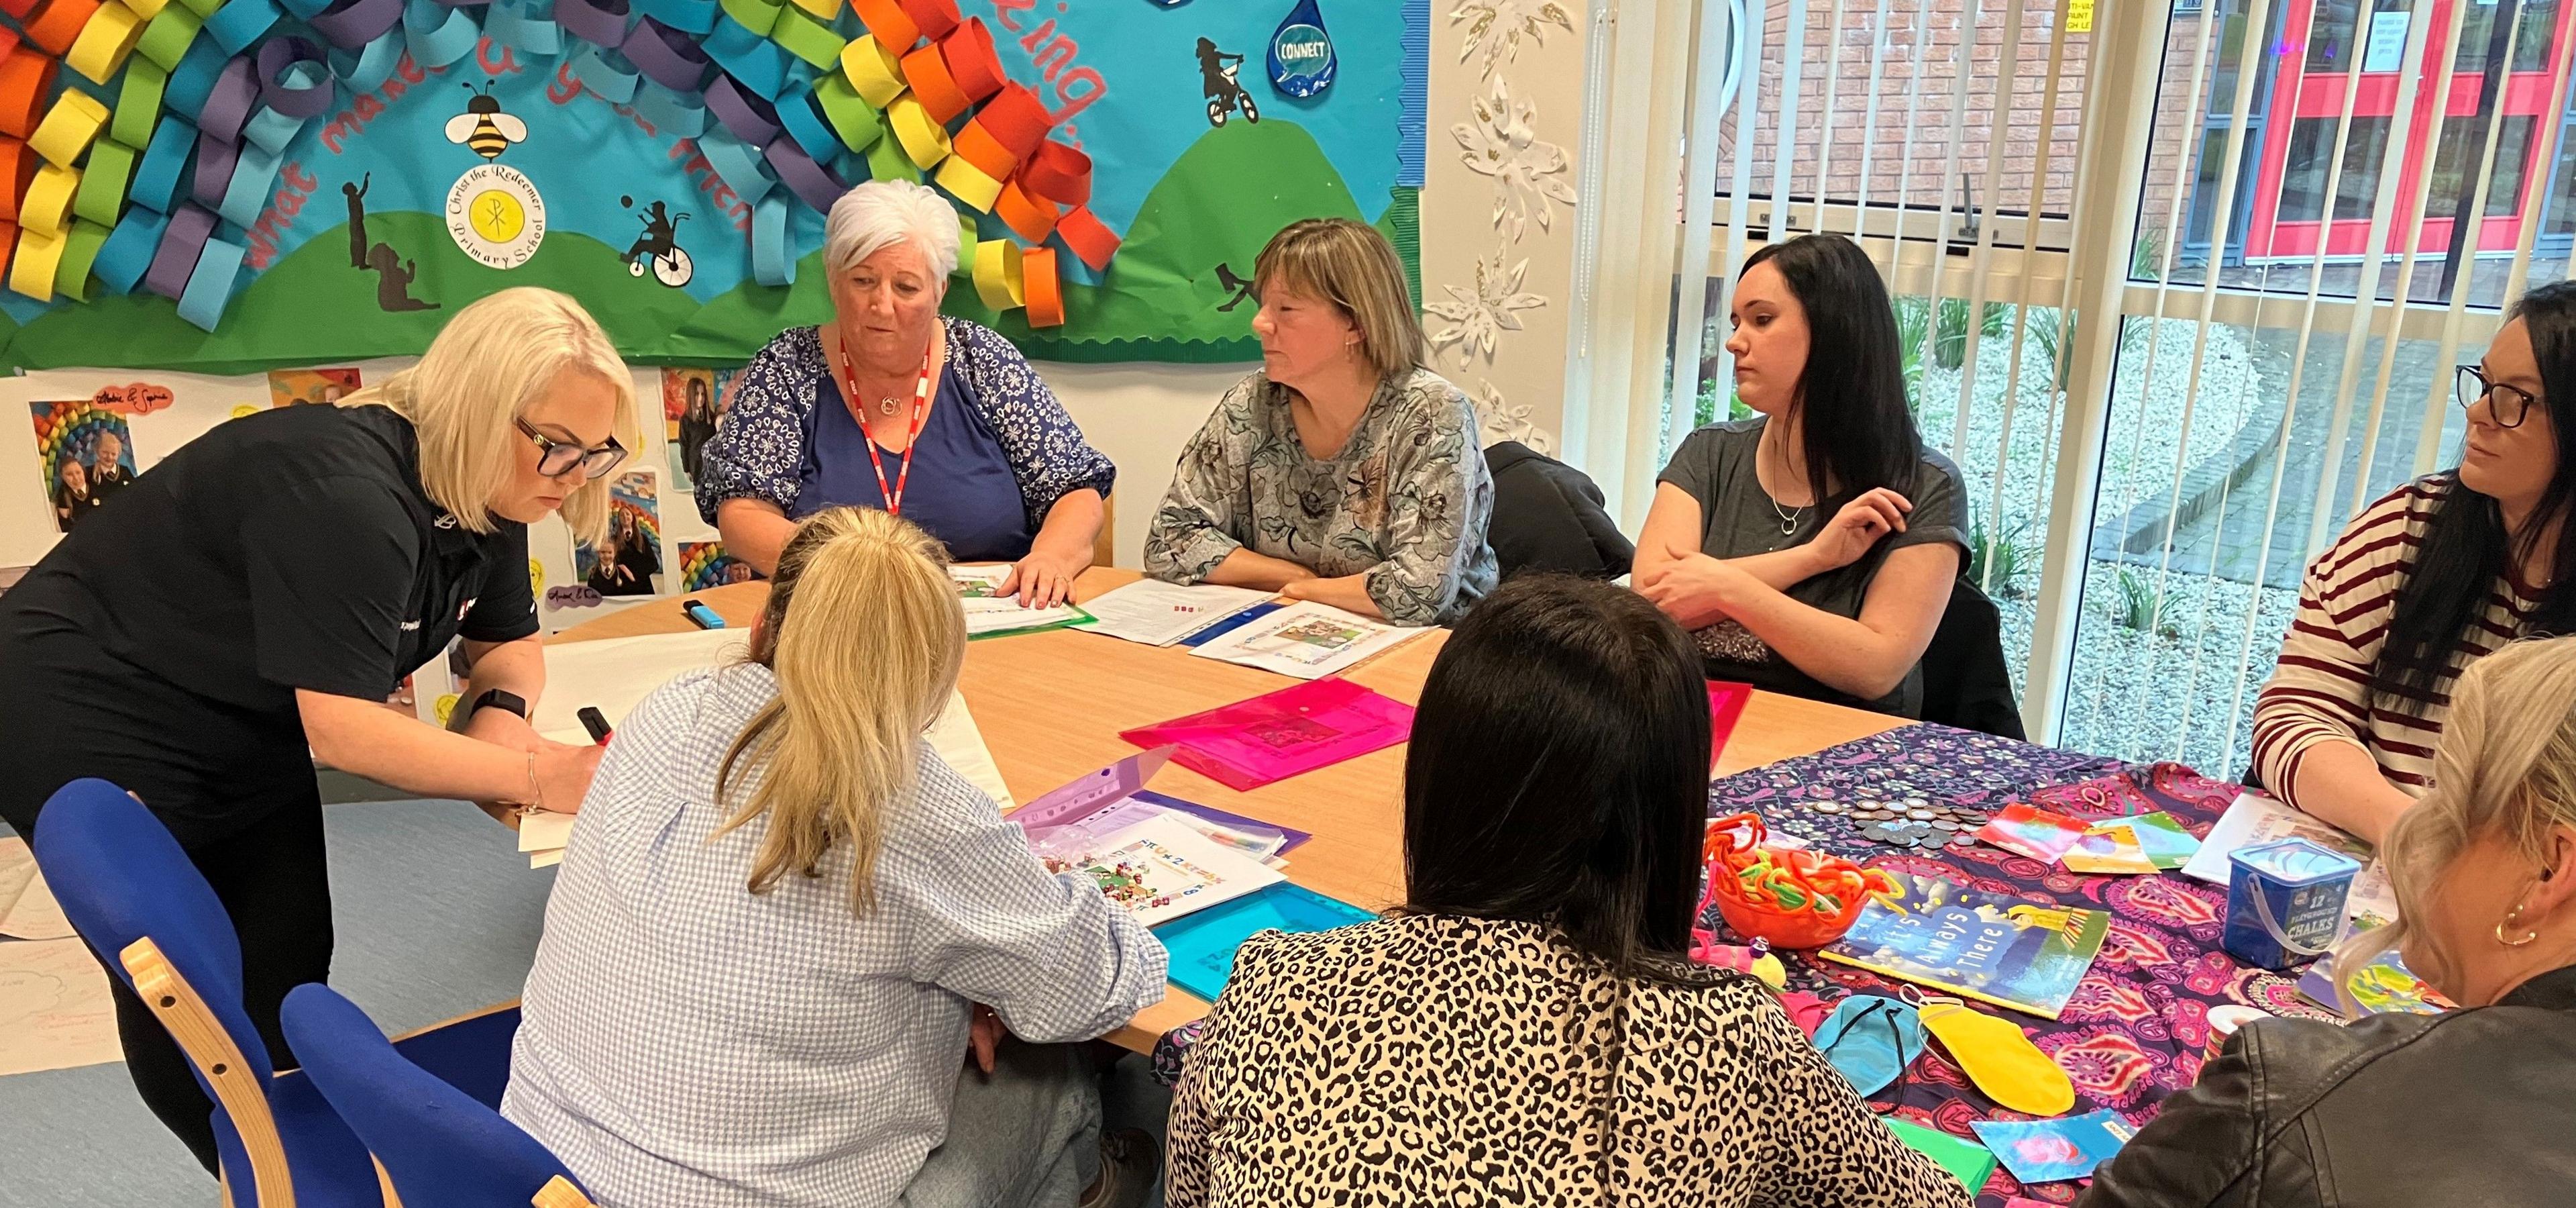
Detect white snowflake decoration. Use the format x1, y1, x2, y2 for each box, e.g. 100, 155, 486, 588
1470, 379, 1553, 454
1453, 75, 1576, 242
1450, 0, 1576, 77
1426, 251, 1547, 365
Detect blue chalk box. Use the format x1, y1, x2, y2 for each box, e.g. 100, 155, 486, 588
2224, 837, 2361, 971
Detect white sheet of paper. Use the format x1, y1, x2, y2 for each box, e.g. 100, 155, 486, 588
1069, 578, 1277, 647
0, 936, 121, 1075
1187, 599, 1424, 680
517, 810, 576, 855
2181, 792, 2393, 931
927, 690, 1016, 811
0, 838, 73, 942
1048, 813, 1285, 927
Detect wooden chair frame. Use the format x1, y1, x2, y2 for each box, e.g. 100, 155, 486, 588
120, 936, 296, 1208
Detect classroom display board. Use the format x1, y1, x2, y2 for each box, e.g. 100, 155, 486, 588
0, 0, 1425, 374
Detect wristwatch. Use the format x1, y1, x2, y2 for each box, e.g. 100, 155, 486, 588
468, 688, 529, 722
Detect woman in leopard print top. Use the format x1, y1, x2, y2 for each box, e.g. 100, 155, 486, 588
1166, 576, 1971, 1207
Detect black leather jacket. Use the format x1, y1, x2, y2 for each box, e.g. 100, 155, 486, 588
2080, 965, 2576, 1207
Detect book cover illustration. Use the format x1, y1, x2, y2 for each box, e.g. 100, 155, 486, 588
1821, 870, 2112, 1019
1040, 814, 1283, 928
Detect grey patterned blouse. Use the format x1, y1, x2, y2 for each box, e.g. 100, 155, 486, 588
1142, 368, 1498, 626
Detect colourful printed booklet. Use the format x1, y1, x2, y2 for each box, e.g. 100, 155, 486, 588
2294, 927, 2455, 1017
1041, 813, 1285, 928
1009, 749, 1309, 866
948, 564, 1091, 638
1820, 871, 2112, 1019
1186, 599, 1425, 680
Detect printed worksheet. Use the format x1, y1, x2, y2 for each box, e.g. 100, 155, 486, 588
1187, 600, 1423, 679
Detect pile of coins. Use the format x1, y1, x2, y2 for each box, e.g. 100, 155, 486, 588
1810, 796, 1989, 848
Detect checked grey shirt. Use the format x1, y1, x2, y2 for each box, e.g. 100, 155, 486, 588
503, 663, 1166, 1207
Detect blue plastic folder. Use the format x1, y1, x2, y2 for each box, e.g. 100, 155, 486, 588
1151, 882, 1376, 1001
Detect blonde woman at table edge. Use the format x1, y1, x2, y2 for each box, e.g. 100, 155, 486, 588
1140, 217, 1499, 626
2084, 635, 2576, 1208
2249, 281, 2576, 847
1165, 575, 1970, 1208
504, 505, 1167, 1208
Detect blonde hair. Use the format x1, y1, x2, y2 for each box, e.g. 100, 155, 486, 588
339, 288, 639, 544
714, 507, 966, 911
1253, 217, 1425, 382
2333, 636, 2576, 1011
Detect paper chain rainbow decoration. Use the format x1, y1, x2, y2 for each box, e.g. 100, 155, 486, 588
0, 0, 1116, 330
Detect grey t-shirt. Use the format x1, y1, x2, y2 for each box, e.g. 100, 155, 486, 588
1655, 418, 1967, 717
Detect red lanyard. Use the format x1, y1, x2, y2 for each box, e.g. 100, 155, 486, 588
834, 340, 936, 517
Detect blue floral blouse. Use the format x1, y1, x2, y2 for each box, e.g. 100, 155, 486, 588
694, 317, 1116, 534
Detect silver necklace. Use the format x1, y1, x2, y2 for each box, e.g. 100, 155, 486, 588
1770, 494, 1805, 537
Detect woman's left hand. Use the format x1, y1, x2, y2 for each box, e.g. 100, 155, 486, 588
1002, 546, 1087, 609
1635, 553, 1741, 630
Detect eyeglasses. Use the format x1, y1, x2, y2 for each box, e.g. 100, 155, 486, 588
2458, 364, 2542, 430
517, 418, 628, 480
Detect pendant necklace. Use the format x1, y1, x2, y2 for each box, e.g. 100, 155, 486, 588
1770, 495, 1805, 538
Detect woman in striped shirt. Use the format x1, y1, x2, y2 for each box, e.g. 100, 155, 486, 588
2252, 281, 2576, 845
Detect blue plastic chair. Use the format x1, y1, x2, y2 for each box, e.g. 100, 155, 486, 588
282, 984, 595, 1208
32, 778, 521, 1208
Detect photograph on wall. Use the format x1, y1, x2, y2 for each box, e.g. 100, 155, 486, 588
28, 403, 140, 535
676, 541, 762, 591
661, 367, 733, 492
575, 470, 664, 597
267, 368, 364, 407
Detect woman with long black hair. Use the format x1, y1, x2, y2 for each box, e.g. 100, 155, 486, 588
2251, 281, 2576, 846
1164, 576, 1968, 1207
1633, 234, 1967, 715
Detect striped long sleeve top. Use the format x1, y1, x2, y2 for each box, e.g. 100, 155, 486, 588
2251, 476, 2541, 801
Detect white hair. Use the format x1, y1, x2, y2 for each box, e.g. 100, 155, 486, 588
824, 180, 962, 281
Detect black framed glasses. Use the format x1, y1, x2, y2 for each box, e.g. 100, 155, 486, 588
2458, 364, 2540, 429
517, 417, 628, 480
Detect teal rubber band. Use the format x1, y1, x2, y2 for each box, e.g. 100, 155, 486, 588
698, 126, 772, 203
95, 203, 169, 294
129, 117, 194, 213
164, 37, 227, 113
176, 236, 246, 332
216, 140, 280, 228
402, 0, 479, 69
629, 83, 705, 138
636, 0, 713, 34
775, 86, 837, 165
750, 191, 790, 286
570, 44, 640, 103
205, 0, 281, 55
238, 107, 304, 156
329, 30, 404, 93
702, 15, 785, 99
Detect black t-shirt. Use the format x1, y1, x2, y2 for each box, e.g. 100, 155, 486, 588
0, 404, 537, 843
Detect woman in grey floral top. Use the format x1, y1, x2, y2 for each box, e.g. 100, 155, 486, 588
1143, 219, 1497, 625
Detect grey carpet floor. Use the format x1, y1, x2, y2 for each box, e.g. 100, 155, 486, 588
0, 799, 551, 1206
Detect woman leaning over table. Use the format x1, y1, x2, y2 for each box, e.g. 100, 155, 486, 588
0, 288, 634, 1172
1632, 234, 1967, 717
1141, 218, 1497, 625
1165, 576, 1968, 1207
2084, 636, 2576, 1208
695, 179, 1114, 607
2249, 281, 2576, 847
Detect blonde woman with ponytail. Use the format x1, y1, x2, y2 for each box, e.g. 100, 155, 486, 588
505, 506, 1165, 1208
0, 287, 635, 1170
2083, 636, 2576, 1208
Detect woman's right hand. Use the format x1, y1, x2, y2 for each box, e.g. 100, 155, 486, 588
531, 742, 605, 814
1806, 488, 1913, 572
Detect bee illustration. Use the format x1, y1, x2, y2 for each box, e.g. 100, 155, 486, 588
444, 83, 527, 160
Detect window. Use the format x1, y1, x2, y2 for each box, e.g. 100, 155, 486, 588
2276, 116, 2391, 223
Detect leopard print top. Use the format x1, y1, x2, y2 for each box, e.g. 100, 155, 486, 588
1167, 914, 1973, 1208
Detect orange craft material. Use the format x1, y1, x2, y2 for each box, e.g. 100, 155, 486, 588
0, 26, 23, 58
0, 138, 32, 221
992, 177, 1056, 244
1018, 138, 1090, 207
937, 17, 999, 103
971, 81, 1049, 158
0, 0, 34, 20
1022, 244, 1062, 328
0, 221, 18, 286
1696, 812, 1895, 949
0, 50, 59, 140
899, 40, 967, 122
893, 0, 953, 39
849, 0, 916, 50
25, 0, 102, 56
948, 120, 1014, 181
1053, 204, 1118, 271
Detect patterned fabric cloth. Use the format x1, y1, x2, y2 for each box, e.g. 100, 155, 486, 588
502, 663, 1167, 1208
693, 317, 1117, 532
1166, 913, 1972, 1208
1152, 726, 2311, 1208
2251, 474, 2539, 801
1140, 368, 1499, 625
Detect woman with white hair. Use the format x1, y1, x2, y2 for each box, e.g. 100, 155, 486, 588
0, 287, 641, 1172
698, 180, 1114, 606
2080, 635, 2576, 1208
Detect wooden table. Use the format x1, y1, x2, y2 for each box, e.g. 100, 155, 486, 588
553, 568, 1911, 1050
